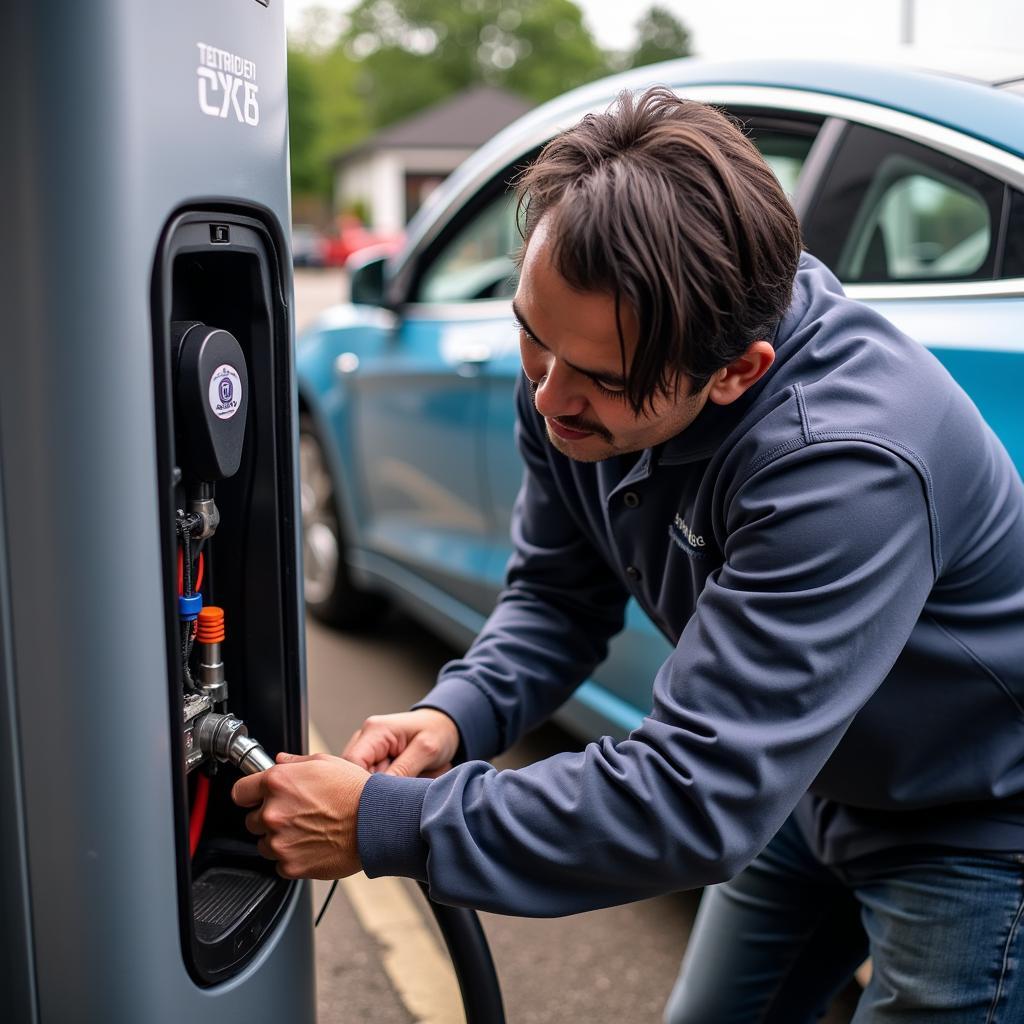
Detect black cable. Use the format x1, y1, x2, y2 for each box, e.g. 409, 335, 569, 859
176, 510, 204, 687
314, 879, 339, 928
418, 883, 506, 1024
314, 880, 505, 1021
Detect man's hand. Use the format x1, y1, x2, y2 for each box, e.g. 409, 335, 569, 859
231, 752, 370, 879
342, 708, 460, 778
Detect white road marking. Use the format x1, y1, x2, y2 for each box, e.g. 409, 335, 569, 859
309, 721, 464, 1024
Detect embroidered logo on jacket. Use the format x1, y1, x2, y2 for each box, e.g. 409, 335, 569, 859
669, 513, 706, 555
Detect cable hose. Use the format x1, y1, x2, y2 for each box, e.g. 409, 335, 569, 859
314, 880, 505, 1022
418, 882, 506, 1024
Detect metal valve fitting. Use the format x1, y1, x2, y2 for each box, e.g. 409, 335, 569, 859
192, 707, 275, 775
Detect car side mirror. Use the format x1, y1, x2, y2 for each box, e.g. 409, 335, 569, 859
348, 252, 389, 307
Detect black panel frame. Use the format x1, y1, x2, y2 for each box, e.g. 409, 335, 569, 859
151, 207, 301, 985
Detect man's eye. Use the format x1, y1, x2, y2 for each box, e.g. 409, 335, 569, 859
593, 379, 627, 398
515, 324, 540, 348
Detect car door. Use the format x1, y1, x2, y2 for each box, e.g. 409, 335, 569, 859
350, 188, 521, 616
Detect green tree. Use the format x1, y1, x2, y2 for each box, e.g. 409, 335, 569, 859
287, 8, 371, 204
287, 45, 324, 196
342, 0, 610, 127
627, 5, 692, 69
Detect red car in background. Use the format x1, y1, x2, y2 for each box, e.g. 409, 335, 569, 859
321, 214, 403, 267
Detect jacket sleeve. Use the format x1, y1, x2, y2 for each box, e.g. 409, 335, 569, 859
410, 373, 631, 761
359, 437, 937, 916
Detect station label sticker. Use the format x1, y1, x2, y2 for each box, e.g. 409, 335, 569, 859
209, 365, 241, 419
196, 42, 260, 126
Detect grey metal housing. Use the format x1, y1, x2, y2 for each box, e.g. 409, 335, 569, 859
0, 1, 314, 1021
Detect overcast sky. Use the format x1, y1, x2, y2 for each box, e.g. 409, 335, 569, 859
286, 0, 1024, 60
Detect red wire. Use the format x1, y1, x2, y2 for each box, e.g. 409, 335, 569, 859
177, 549, 205, 595
189, 773, 210, 858
179, 545, 210, 857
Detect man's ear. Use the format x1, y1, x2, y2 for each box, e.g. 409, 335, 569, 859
707, 341, 775, 406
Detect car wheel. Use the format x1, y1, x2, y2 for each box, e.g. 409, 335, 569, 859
298, 414, 386, 628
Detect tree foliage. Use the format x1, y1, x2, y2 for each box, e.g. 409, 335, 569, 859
287, 46, 324, 195
286, 2, 693, 204
342, 0, 610, 126
628, 6, 692, 69
287, 20, 370, 200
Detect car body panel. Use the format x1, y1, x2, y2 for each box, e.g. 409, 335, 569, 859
350, 312, 490, 611
856, 295, 1024, 469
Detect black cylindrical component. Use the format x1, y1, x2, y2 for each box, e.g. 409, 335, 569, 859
419, 884, 506, 1024
174, 321, 250, 481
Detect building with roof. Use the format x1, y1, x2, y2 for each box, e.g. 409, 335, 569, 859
332, 85, 532, 233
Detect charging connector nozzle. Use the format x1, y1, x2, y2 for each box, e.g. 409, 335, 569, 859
195, 710, 274, 775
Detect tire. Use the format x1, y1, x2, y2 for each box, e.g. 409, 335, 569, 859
298, 414, 387, 629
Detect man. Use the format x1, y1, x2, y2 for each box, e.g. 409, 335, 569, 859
233, 88, 1024, 1021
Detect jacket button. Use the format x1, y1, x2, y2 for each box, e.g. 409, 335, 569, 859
623, 491, 640, 508
625, 565, 641, 581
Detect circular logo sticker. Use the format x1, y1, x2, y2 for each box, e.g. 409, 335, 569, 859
209, 364, 242, 420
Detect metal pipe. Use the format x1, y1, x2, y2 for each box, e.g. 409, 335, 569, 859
229, 733, 275, 775
197, 639, 229, 704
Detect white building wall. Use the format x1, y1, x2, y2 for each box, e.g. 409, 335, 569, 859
334, 147, 475, 232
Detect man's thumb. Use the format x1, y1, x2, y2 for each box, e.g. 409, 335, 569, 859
384, 745, 430, 778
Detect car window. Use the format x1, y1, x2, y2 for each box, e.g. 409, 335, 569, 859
746, 128, 818, 199
840, 163, 990, 280
804, 123, 1006, 284
728, 111, 822, 200
416, 191, 520, 303
755, 131, 816, 198
413, 112, 821, 306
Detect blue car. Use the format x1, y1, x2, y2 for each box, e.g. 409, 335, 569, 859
296, 56, 1024, 741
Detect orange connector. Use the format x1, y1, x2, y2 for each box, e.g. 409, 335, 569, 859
196, 606, 225, 644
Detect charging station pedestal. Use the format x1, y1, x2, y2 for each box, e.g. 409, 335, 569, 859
0, 2, 316, 1020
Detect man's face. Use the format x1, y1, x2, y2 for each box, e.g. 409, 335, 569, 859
513, 216, 709, 463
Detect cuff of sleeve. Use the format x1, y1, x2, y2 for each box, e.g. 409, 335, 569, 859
413, 676, 502, 762
356, 773, 432, 882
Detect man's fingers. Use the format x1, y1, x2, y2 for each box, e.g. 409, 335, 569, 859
384, 734, 441, 778
232, 774, 266, 808
244, 808, 266, 836
344, 726, 405, 770
344, 734, 391, 769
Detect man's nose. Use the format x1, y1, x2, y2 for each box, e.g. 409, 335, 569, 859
532, 360, 587, 419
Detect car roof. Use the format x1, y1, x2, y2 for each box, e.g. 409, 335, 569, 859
703, 45, 1024, 88
891, 47, 1024, 88
498, 56, 1024, 164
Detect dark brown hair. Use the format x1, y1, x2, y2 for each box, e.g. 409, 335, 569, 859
515, 86, 802, 412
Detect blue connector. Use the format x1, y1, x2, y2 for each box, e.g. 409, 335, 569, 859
178, 593, 203, 621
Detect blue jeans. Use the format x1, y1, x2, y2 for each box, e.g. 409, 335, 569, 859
664, 816, 1024, 1023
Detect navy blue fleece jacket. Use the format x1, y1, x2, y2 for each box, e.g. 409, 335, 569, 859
356, 254, 1024, 916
